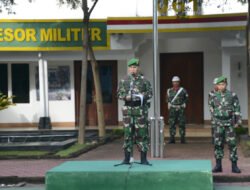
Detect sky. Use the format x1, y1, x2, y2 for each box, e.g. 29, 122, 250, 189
0, 0, 248, 19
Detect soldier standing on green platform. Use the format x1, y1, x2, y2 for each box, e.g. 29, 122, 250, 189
117, 58, 153, 165
166, 76, 188, 144
208, 77, 218, 144
208, 76, 241, 173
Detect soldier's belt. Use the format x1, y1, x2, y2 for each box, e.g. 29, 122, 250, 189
170, 104, 183, 109
122, 106, 143, 116
214, 115, 233, 120
125, 100, 144, 107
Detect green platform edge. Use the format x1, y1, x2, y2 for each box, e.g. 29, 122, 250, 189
46, 160, 213, 190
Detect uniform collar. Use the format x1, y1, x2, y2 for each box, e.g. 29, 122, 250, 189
129, 73, 142, 80
172, 87, 180, 91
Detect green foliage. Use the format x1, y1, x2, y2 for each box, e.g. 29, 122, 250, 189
57, 0, 81, 9
237, 0, 247, 4
0, 93, 15, 111
112, 128, 124, 136
0, 0, 15, 14
235, 126, 248, 136
247, 140, 250, 146
240, 135, 250, 157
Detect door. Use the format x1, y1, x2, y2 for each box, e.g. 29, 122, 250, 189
74, 60, 118, 126
160, 52, 204, 124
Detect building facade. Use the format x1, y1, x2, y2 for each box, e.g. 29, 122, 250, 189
0, 13, 248, 131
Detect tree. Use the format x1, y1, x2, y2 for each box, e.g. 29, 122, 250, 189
59, 0, 106, 143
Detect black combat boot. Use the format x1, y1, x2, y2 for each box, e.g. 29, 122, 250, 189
232, 161, 241, 173
121, 151, 130, 164
180, 136, 186, 144
212, 159, 222, 173
168, 136, 175, 144
140, 151, 150, 165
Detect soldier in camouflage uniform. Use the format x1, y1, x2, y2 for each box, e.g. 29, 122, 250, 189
208, 76, 241, 173
166, 76, 188, 144
208, 77, 218, 144
117, 58, 153, 165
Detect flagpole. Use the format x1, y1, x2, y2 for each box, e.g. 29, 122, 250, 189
152, 0, 160, 157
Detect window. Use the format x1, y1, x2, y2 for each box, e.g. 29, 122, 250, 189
35, 65, 71, 101
100, 65, 112, 103
11, 64, 30, 103
0, 64, 8, 95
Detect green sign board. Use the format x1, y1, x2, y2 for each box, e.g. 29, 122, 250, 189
0, 20, 108, 51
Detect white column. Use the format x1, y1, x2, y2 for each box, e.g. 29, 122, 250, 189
43, 60, 49, 117
222, 50, 231, 90
38, 53, 49, 117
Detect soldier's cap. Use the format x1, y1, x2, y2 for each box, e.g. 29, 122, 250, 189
213, 77, 218, 85
215, 76, 227, 84
127, 58, 139, 67
172, 76, 180, 82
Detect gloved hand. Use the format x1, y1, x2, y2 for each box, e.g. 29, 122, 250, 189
125, 95, 131, 101
181, 103, 186, 108
209, 107, 214, 113
131, 94, 143, 102
234, 119, 242, 128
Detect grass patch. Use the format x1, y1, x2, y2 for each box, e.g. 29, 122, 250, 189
112, 128, 124, 136
0, 150, 49, 157
247, 141, 250, 147
55, 143, 88, 157
235, 127, 248, 136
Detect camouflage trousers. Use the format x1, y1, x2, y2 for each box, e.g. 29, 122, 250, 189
168, 108, 186, 137
214, 123, 238, 162
122, 106, 149, 153
211, 119, 216, 144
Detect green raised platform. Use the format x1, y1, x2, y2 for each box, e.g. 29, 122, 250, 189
46, 160, 213, 190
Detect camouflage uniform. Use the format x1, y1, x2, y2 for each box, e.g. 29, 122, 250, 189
117, 73, 152, 153
208, 90, 216, 144
167, 87, 188, 139
208, 89, 242, 162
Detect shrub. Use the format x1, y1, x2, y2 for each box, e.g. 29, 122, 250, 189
0, 93, 15, 111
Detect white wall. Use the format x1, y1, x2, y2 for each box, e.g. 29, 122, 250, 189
231, 55, 248, 119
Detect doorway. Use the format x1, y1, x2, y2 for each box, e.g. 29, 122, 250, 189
160, 52, 204, 124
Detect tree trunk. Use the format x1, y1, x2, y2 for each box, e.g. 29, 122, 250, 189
89, 46, 106, 137
247, 0, 250, 136
78, 0, 105, 143
78, 0, 89, 144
